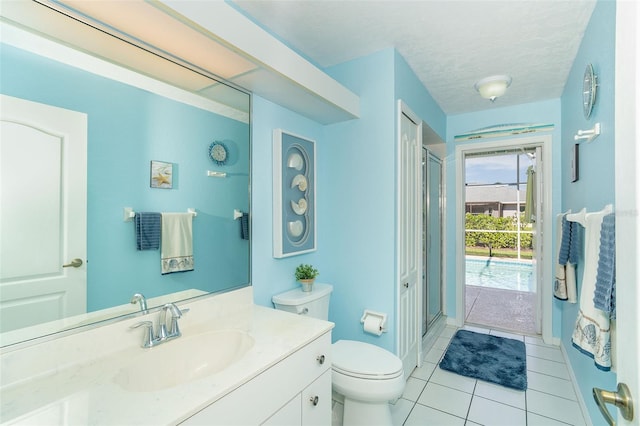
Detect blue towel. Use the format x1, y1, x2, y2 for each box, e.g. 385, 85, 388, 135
559, 215, 582, 265
594, 213, 616, 319
558, 215, 572, 264
135, 212, 161, 250
569, 221, 582, 264
240, 212, 250, 240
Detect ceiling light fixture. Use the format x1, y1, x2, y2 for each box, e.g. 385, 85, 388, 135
474, 75, 512, 102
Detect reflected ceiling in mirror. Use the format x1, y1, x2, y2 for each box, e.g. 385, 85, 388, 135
0, 0, 251, 348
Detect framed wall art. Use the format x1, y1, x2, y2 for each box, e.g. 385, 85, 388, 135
150, 160, 173, 189
273, 129, 316, 258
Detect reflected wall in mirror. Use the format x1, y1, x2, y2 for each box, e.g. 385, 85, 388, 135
0, 2, 251, 347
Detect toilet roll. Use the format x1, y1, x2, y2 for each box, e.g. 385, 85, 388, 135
363, 315, 384, 336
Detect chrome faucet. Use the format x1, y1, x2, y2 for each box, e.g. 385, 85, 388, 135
130, 321, 156, 348
130, 293, 148, 314
130, 303, 188, 348
164, 303, 189, 338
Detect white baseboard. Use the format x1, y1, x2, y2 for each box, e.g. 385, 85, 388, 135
421, 316, 447, 359
559, 341, 593, 426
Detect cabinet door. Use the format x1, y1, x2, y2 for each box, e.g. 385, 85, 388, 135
180, 333, 331, 425
301, 370, 331, 425
262, 394, 301, 426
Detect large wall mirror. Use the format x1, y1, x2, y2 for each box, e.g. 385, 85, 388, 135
0, 1, 251, 347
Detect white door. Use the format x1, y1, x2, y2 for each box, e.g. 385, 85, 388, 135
602, 3, 639, 425
397, 101, 421, 379
0, 94, 87, 333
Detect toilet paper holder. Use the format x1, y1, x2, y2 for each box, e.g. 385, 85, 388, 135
360, 310, 387, 334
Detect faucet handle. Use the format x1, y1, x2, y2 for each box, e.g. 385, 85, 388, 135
158, 303, 181, 340
166, 305, 189, 337
163, 303, 184, 318
130, 321, 155, 348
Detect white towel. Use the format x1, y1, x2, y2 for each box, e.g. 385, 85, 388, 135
566, 263, 577, 303
571, 205, 613, 370
161, 213, 194, 274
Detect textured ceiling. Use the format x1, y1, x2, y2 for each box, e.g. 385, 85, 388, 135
232, 0, 596, 115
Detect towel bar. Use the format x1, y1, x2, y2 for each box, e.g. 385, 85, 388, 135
124, 207, 197, 222
574, 123, 601, 143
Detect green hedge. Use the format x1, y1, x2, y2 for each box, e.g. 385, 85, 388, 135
465, 213, 533, 250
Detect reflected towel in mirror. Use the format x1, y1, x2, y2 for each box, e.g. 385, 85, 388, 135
161, 213, 194, 274
240, 212, 249, 240
135, 212, 161, 250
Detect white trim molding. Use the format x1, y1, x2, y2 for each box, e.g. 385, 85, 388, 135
454, 135, 554, 344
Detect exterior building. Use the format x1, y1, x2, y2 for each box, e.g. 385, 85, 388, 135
465, 185, 526, 218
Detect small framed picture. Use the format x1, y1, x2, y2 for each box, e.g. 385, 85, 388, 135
150, 160, 173, 189
571, 144, 579, 182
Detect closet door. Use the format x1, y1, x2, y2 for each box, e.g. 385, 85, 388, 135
397, 101, 421, 379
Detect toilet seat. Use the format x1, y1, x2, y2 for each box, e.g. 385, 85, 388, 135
332, 340, 403, 380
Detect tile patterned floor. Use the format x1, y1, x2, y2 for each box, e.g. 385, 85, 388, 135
388, 325, 588, 426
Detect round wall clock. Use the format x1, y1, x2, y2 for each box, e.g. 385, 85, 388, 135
582, 64, 597, 119
208, 141, 228, 165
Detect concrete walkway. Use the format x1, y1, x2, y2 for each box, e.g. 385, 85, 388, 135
465, 285, 537, 335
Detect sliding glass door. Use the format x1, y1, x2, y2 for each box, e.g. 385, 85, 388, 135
423, 148, 443, 336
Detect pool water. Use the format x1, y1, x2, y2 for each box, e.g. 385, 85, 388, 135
465, 258, 536, 292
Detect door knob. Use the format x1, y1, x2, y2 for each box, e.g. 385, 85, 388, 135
62, 258, 83, 268
593, 383, 634, 425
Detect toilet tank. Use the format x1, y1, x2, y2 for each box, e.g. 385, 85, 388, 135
272, 283, 333, 320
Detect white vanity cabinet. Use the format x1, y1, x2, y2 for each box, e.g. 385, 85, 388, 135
300, 370, 332, 425
262, 370, 331, 426
180, 331, 331, 425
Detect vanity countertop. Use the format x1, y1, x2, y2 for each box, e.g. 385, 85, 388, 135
0, 287, 334, 425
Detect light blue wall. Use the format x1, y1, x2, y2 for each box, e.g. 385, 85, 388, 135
322, 49, 397, 351
393, 51, 446, 140
251, 80, 400, 349
1, 44, 250, 311
250, 95, 324, 307
559, 0, 617, 422
446, 100, 563, 337
252, 48, 446, 352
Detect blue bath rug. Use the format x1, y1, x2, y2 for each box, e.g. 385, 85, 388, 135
439, 330, 527, 391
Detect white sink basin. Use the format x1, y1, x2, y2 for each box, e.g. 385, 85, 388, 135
113, 330, 254, 392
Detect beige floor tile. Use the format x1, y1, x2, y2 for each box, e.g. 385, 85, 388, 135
405, 404, 466, 426
417, 382, 472, 419
467, 396, 527, 426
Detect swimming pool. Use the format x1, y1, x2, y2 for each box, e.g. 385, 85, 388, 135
465, 258, 536, 292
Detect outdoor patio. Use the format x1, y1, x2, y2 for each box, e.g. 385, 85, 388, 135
465, 285, 537, 335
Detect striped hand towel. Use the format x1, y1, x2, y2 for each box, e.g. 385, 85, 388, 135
240, 212, 250, 240
558, 215, 572, 265
134, 212, 161, 250
594, 213, 616, 319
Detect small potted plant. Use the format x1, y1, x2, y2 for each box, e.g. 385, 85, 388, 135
295, 264, 319, 292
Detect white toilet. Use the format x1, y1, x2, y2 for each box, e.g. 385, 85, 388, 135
272, 283, 405, 426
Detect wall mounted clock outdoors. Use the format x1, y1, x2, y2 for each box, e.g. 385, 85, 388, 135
583, 63, 597, 119
208, 141, 228, 165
